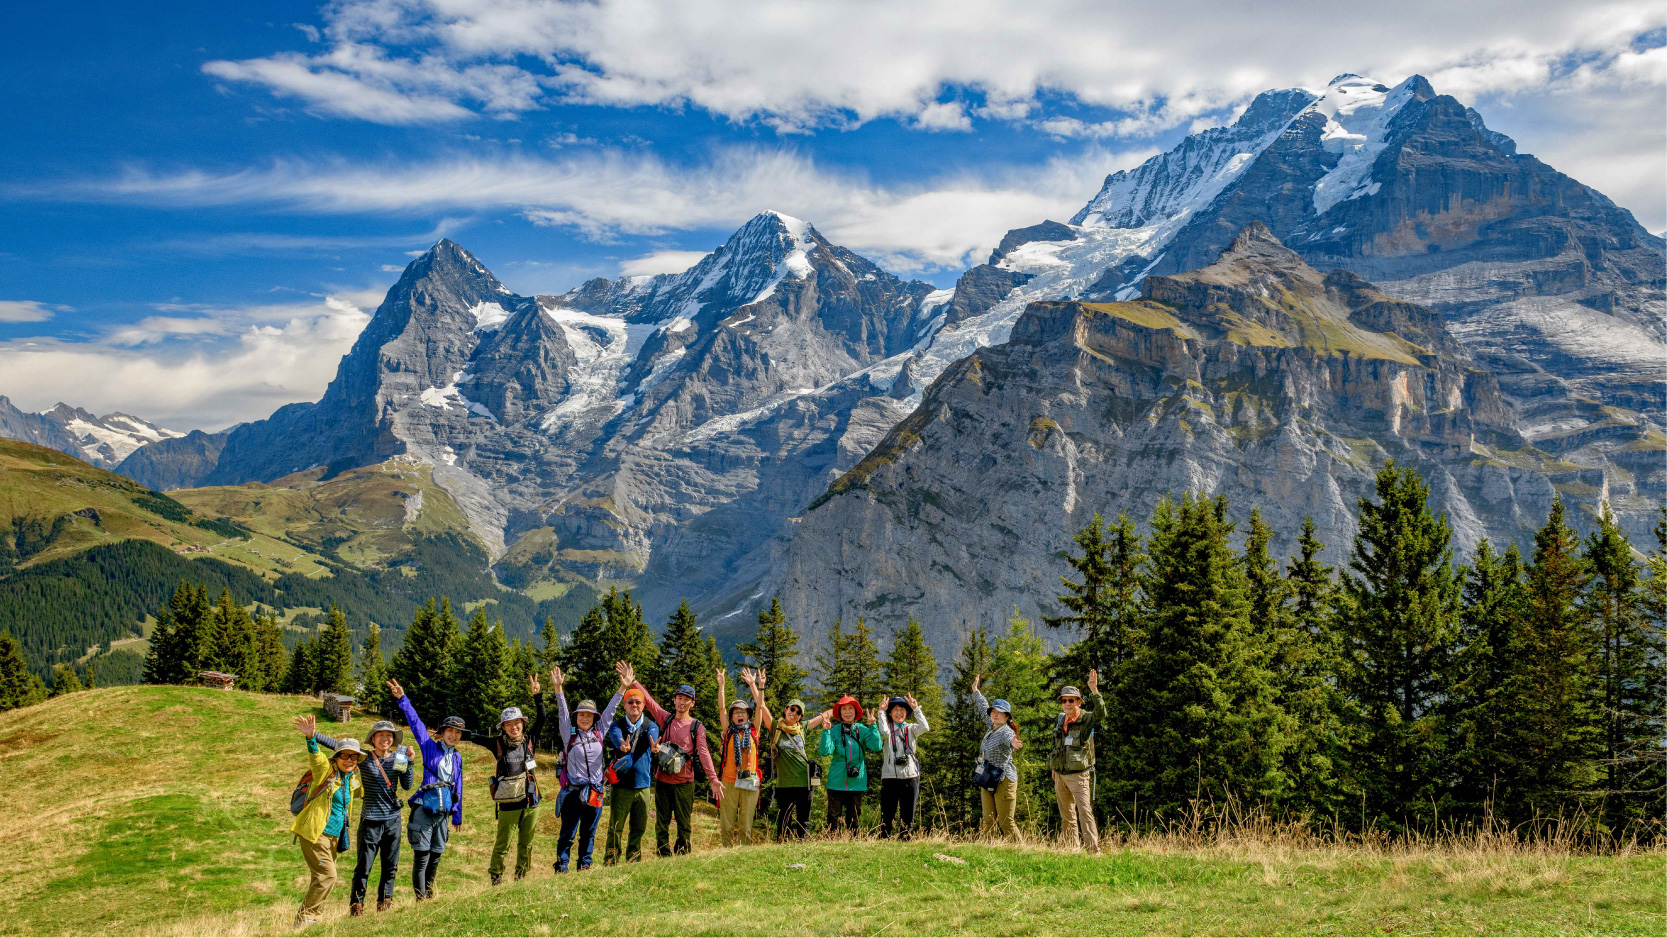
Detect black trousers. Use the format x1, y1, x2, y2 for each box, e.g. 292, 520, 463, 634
825, 788, 863, 834
775, 786, 812, 840
350, 814, 402, 904
654, 780, 695, 856
879, 777, 919, 840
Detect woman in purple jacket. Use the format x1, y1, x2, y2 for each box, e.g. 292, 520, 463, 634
386, 678, 465, 901
549, 664, 624, 872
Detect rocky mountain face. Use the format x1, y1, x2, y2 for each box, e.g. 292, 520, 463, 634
114, 429, 230, 491
767, 225, 1648, 655
0, 396, 182, 471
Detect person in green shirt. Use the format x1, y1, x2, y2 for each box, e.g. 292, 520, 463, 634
817, 695, 882, 834
1049, 670, 1104, 853
768, 698, 828, 840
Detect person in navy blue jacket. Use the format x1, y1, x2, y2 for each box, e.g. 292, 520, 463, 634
602, 661, 659, 864
386, 678, 465, 901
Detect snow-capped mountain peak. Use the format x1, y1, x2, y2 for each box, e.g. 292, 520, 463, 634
1307, 74, 1422, 214
0, 397, 183, 469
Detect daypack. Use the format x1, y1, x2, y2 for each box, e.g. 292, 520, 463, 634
289, 769, 336, 816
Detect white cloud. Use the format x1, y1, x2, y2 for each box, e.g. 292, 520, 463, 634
618, 250, 707, 277
205, 0, 1663, 139
0, 300, 63, 323
0, 293, 376, 430
54, 145, 1149, 272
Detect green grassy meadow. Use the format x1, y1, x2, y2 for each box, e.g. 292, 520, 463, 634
0, 686, 1660, 937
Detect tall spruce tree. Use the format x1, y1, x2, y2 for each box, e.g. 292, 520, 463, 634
654, 601, 722, 728
1584, 504, 1661, 830
1450, 539, 1528, 818
144, 583, 211, 685
537, 616, 563, 673
313, 604, 355, 694
559, 588, 657, 707
252, 611, 288, 692
201, 590, 258, 680
453, 609, 510, 730
0, 630, 47, 712
1242, 510, 1287, 638
1627, 507, 1667, 823
815, 617, 884, 714
1275, 517, 1348, 817
357, 623, 391, 715
737, 597, 808, 717
1046, 513, 1145, 679
390, 598, 460, 719
1337, 463, 1462, 828
50, 663, 84, 697
282, 637, 317, 694
1511, 498, 1599, 816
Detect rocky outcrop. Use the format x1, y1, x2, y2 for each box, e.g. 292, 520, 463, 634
768, 226, 1649, 656
115, 428, 229, 491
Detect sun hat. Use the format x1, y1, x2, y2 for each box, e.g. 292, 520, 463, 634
1057, 686, 1083, 702
366, 720, 404, 747
332, 737, 367, 762
885, 696, 912, 719
499, 706, 526, 726
730, 696, 755, 713
574, 699, 600, 716
441, 715, 468, 731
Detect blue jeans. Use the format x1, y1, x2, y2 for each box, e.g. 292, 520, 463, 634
556, 787, 601, 870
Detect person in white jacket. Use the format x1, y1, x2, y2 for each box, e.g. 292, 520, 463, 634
875, 694, 929, 840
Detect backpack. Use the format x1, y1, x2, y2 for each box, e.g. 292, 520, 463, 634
289, 769, 335, 816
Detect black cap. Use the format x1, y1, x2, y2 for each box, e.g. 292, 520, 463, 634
441, 716, 467, 731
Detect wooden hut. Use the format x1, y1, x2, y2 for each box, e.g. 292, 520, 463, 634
322, 693, 356, 722
198, 671, 237, 690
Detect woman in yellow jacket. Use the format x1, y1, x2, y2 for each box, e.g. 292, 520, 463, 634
291, 714, 365, 928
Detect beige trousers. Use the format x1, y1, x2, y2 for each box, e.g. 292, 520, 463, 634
718, 781, 760, 846
298, 834, 339, 918
1053, 770, 1099, 853
979, 777, 1019, 839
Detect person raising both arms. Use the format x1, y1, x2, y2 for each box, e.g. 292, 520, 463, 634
455, 673, 547, 886
769, 697, 828, 841
549, 664, 623, 873
969, 674, 1022, 841
715, 667, 772, 846
289, 714, 365, 929
603, 661, 660, 864
876, 693, 929, 840
626, 673, 721, 857
386, 677, 466, 900
1049, 669, 1104, 854
312, 719, 412, 915
818, 694, 882, 834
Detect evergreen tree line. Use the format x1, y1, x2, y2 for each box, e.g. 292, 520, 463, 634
1039, 464, 1664, 839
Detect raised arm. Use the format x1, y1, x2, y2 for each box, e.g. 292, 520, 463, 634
715, 666, 728, 727
597, 690, 623, 731
907, 695, 928, 734
631, 681, 668, 724
389, 679, 435, 758
551, 667, 573, 741
743, 668, 771, 731
1083, 669, 1105, 730
971, 679, 994, 731
530, 672, 548, 746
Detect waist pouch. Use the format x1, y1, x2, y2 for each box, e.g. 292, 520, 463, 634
492, 772, 530, 802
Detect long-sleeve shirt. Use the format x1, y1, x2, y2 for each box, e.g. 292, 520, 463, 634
971, 690, 1018, 783
606, 713, 660, 790
876, 708, 930, 779
397, 694, 464, 824
461, 693, 548, 809
556, 691, 621, 789
818, 720, 883, 792
632, 682, 717, 786
1048, 691, 1106, 774
314, 732, 412, 821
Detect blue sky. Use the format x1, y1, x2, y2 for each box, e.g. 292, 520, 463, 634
1, 0, 1661, 430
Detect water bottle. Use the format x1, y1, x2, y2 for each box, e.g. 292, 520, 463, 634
393, 745, 410, 772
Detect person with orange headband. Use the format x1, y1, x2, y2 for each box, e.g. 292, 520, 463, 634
602, 662, 659, 864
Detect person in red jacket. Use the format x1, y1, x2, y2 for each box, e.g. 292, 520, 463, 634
628, 675, 721, 856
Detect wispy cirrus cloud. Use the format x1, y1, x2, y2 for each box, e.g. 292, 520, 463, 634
0, 300, 66, 323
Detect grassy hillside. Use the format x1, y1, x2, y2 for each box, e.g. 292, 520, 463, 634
0, 686, 1660, 937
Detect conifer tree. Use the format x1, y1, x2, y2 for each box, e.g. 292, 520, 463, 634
357, 623, 391, 715
1626, 507, 1667, 821
1336, 463, 1462, 827
537, 616, 562, 672
144, 583, 211, 685
252, 611, 288, 692
390, 598, 460, 718
453, 609, 510, 730
559, 588, 657, 707
1268, 517, 1349, 816
1113, 493, 1289, 816
282, 637, 317, 694
0, 630, 46, 712
504, 639, 539, 716
1242, 509, 1286, 637
312, 604, 355, 694
1046, 513, 1144, 678
201, 590, 258, 679
1450, 539, 1528, 817
50, 663, 84, 697
737, 597, 808, 716
1510, 498, 1599, 815
85, 662, 97, 690
655, 601, 721, 727
815, 617, 884, 713
941, 625, 995, 831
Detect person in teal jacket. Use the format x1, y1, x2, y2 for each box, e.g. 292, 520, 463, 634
817, 694, 882, 834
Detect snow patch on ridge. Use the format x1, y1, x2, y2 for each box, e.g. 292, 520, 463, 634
1310, 76, 1417, 216
470, 301, 511, 332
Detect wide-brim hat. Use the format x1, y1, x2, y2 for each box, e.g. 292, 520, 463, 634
730, 696, 755, 714
500, 706, 526, 726
574, 699, 600, 716
441, 716, 468, 731
885, 696, 912, 719
1057, 686, 1083, 702
333, 737, 367, 761
833, 695, 864, 722
367, 720, 404, 747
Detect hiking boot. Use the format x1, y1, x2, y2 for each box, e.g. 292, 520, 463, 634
377, 899, 392, 912
294, 915, 319, 928
514, 869, 526, 881
554, 861, 568, 874
414, 889, 427, 903
350, 902, 364, 917
578, 861, 592, 871
490, 873, 502, 886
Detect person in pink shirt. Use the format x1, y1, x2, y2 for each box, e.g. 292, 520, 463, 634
628, 677, 721, 856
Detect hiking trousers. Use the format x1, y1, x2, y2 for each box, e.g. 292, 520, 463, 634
555, 787, 601, 871
604, 785, 650, 864
825, 788, 863, 834
350, 814, 402, 905
775, 785, 812, 840
489, 803, 538, 880
979, 777, 1018, 840
1053, 769, 1099, 853
298, 833, 338, 919
719, 781, 759, 846
654, 779, 696, 856
879, 777, 919, 840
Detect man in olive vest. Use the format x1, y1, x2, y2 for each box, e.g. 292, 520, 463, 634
1048, 669, 1103, 853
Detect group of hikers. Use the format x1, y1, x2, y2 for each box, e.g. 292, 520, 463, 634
287, 660, 1104, 926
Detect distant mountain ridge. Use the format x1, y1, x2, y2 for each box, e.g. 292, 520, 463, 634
0, 395, 182, 470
